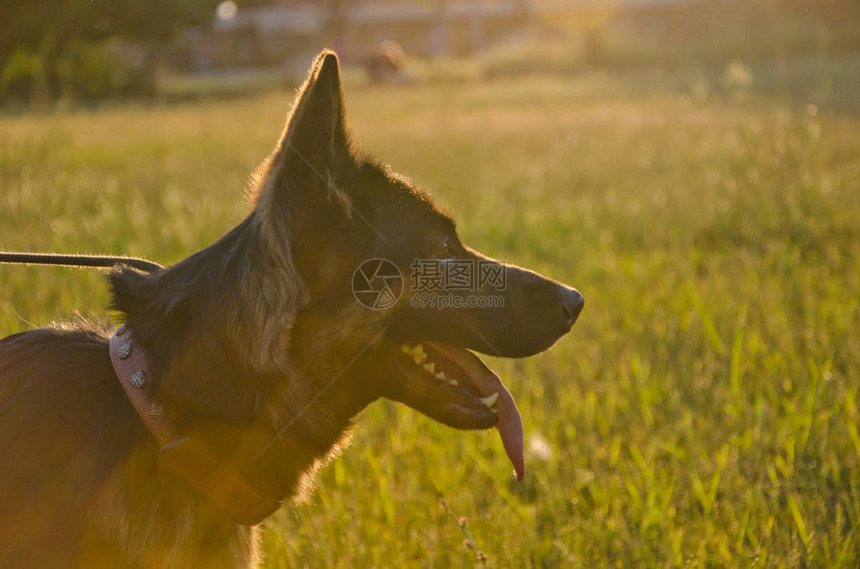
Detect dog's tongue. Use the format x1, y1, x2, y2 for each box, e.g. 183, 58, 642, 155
428, 342, 525, 481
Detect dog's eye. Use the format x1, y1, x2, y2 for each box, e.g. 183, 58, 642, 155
433, 237, 455, 260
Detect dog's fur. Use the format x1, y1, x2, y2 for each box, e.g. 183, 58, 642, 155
0, 52, 582, 568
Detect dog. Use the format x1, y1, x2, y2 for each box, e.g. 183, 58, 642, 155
0, 51, 583, 568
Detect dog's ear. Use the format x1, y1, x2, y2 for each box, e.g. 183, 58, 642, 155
253, 50, 355, 238
268, 51, 352, 199
283, 50, 350, 167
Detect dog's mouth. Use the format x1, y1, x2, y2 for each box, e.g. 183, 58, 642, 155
386, 341, 525, 480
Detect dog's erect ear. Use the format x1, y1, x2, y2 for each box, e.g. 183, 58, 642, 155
254, 50, 355, 235
272, 50, 352, 192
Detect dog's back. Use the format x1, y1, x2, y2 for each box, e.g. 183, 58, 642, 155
0, 327, 262, 568
0, 326, 140, 566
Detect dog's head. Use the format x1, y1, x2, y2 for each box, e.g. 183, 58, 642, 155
256, 52, 583, 479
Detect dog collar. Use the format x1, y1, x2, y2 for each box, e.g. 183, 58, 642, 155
109, 325, 282, 526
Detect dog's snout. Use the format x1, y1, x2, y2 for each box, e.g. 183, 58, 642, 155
560, 288, 584, 327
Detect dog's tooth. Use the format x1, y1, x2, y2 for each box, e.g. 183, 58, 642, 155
447, 379, 459, 386
435, 371, 446, 380
478, 392, 500, 409
409, 344, 427, 365
423, 362, 435, 374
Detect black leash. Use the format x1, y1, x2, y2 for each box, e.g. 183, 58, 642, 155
0, 252, 163, 273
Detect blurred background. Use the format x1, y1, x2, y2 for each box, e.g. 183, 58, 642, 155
2, 0, 859, 109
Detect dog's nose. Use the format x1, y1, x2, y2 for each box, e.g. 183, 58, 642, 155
560, 288, 584, 327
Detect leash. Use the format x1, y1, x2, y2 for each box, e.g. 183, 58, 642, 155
0, 252, 163, 273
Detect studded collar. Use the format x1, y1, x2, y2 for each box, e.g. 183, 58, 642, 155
109, 325, 282, 526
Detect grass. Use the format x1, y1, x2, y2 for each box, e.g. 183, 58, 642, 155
1, 59, 859, 567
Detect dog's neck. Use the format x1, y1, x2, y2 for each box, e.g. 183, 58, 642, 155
107, 213, 373, 502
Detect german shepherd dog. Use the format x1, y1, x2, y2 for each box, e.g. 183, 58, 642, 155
0, 51, 583, 568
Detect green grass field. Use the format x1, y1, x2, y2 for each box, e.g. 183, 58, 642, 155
1, 63, 859, 567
